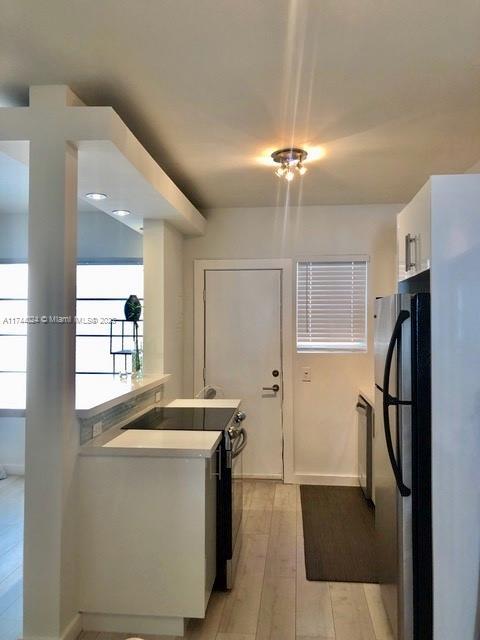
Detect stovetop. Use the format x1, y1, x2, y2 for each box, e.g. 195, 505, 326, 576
122, 406, 236, 431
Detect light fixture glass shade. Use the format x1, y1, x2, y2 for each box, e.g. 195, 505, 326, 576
271, 148, 308, 181
113, 209, 131, 217
297, 163, 307, 176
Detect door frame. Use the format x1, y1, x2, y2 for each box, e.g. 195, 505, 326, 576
194, 259, 294, 483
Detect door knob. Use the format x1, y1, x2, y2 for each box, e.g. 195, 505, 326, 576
262, 384, 280, 393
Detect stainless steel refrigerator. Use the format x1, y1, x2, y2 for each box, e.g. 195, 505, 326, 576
374, 293, 432, 640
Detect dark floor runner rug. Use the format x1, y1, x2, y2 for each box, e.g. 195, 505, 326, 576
300, 485, 378, 583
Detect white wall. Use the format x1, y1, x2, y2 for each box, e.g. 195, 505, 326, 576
466, 159, 480, 173
183, 204, 400, 483
0, 209, 142, 261
0, 418, 25, 474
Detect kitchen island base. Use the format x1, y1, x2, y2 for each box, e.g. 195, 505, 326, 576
78, 445, 218, 636
82, 612, 186, 636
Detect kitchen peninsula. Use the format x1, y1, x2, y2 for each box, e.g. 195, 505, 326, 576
76, 398, 242, 637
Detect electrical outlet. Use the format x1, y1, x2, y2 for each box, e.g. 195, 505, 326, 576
302, 367, 311, 382
92, 421, 103, 438
155, 390, 163, 403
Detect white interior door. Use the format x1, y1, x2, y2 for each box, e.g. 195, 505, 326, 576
204, 269, 283, 479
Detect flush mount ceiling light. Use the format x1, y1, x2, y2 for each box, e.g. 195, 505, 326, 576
271, 148, 308, 181
85, 192, 108, 201
112, 209, 131, 217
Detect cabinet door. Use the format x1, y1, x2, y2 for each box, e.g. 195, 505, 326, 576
397, 181, 431, 281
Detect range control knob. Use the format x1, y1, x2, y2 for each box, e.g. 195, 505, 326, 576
234, 411, 246, 423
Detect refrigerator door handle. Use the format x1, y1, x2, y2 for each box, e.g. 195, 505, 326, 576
383, 309, 412, 498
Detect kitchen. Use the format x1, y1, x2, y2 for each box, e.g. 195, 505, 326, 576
1, 3, 480, 640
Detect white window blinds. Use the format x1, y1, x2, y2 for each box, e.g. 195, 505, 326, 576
296, 260, 367, 352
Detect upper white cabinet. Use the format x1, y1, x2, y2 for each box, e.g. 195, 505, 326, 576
397, 180, 432, 281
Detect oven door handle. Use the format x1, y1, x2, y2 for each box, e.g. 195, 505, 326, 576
232, 428, 247, 458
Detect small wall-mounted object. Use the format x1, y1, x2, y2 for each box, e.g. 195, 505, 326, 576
302, 367, 311, 382
92, 421, 103, 438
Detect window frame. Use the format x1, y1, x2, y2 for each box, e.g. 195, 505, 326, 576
295, 255, 369, 354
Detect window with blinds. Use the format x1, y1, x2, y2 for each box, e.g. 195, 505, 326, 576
296, 260, 367, 352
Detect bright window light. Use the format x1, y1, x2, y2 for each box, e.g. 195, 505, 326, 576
0, 263, 143, 374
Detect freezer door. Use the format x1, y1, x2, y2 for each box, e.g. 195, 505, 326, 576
374, 294, 413, 640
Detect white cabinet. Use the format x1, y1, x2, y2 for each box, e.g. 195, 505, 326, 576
397, 180, 431, 281
78, 452, 217, 634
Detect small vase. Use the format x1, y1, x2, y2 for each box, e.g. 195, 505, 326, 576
124, 295, 142, 322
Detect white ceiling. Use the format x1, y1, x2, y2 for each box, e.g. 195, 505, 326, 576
1, 0, 480, 209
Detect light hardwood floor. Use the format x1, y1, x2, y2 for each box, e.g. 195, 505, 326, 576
0, 478, 393, 640
79, 480, 393, 640
0, 476, 23, 640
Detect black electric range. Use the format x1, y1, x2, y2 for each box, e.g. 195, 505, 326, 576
122, 404, 247, 591
122, 406, 237, 431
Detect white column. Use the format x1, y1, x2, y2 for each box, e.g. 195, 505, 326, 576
162, 223, 184, 398
24, 135, 77, 639
143, 219, 165, 375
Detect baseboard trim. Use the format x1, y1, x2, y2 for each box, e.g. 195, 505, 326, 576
22, 613, 83, 640
293, 473, 359, 487
2, 464, 25, 476
61, 613, 83, 640
81, 612, 185, 636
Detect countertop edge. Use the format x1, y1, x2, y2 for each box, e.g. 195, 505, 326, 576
0, 373, 171, 419
165, 398, 241, 409
80, 429, 222, 459
358, 387, 375, 408
76, 373, 171, 419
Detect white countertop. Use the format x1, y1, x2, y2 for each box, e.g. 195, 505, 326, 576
166, 398, 241, 409
104, 429, 221, 457
0, 372, 170, 419
80, 397, 240, 458
81, 428, 222, 459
